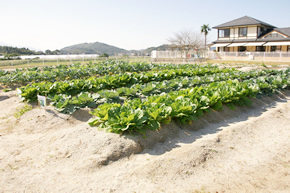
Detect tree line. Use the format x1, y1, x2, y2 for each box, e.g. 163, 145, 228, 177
0, 46, 61, 56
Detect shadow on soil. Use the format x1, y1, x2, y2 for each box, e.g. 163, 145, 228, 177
0, 95, 9, 102
44, 107, 92, 122
135, 90, 290, 156
71, 108, 93, 122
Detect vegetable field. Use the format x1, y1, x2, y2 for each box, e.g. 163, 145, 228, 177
1, 61, 290, 134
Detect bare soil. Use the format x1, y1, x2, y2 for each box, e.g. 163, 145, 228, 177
0, 90, 290, 193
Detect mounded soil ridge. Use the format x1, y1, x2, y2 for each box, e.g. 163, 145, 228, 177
0, 90, 290, 192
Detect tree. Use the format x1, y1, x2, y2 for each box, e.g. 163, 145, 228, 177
45, 50, 52, 55
100, 53, 109, 57
4, 53, 20, 60
51, 49, 61, 55
0, 46, 37, 55
201, 24, 211, 51
168, 30, 204, 61
36, 51, 45, 55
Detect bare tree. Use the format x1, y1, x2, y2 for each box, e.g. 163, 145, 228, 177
168, 30, 204, 61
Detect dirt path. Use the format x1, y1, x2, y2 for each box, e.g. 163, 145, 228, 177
0, 90, 290, 193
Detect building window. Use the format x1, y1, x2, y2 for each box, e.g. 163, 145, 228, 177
256, 46, 265, 52
270, 46, 282, 52
218, 47, 230, 52
271, 46, 277, 52
258, 27, 266, 36
238, 46, 247, 52
260, 27, 265, 36
239, 27, 247, 37
218, 29, 230, 38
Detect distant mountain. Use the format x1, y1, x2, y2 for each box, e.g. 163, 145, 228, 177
141, 44, 171, 54
60, 41, 171, 56
60, 42, 129, 55
0, 40, 171, 56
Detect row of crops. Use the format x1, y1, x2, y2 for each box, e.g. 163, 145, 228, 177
0, 61, 215, 85
1, 61, 290, 134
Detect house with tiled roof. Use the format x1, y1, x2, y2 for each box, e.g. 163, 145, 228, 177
211, 16, 290, 53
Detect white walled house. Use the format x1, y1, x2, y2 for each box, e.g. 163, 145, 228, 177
211, 16, 290, 53
151, 16, 290, 62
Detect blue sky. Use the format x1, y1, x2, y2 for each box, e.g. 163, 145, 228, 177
1, 0, 290, 51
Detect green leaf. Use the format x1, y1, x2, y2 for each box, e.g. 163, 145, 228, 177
146, 119, 160, 131
212, 100, 223, 111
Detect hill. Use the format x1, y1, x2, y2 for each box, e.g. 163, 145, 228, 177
60, 42, 171, 56
0, 41, 171, 56
141, 44, 170, 54
60, 42, 129, 55
0, 46, 42, 56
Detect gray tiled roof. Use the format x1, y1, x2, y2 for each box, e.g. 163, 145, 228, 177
274, 27, 290, 37
213, 16, 276, 28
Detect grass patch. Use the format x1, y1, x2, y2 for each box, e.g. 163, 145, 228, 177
3, 88, 12, 92
14, 104, 33, 118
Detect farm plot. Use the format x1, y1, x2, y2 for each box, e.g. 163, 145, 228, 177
7, 61, 290, 134
1, 62, 290, 193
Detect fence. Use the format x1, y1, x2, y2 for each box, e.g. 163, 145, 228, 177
150, 50, 290, 63
208, 51, 290, 62
151, 50, 206, 63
